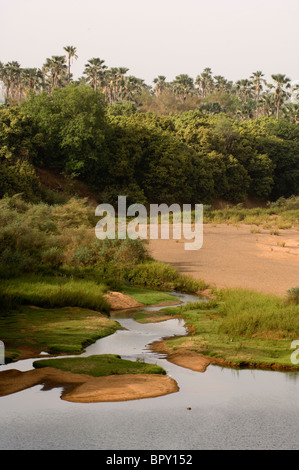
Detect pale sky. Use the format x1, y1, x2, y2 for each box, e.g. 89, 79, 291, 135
1, 0, 298, 86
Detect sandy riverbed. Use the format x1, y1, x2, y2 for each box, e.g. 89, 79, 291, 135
146, 223, 299, 374
149, 224, 299, 296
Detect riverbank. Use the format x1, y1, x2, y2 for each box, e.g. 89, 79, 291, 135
141, 287, 299, 373
149, 337, 299, 373
0, 290, 184, 403
0, 367, 178, 403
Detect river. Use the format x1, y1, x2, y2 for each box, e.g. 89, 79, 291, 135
0, 292, 298, 450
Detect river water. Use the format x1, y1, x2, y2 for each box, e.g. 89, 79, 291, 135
0, 292, 298, 450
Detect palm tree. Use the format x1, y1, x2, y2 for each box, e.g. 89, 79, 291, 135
290, 82, 299, 102
260, 87, 276, 117
282, 102, 299, 124
250, 71, 265, 104
271, 74, 291, 119
83, 58, 107, 91
195, 68, 214, 98
43, 56, 68, 92
1, 61, 22, 102
235, 79, 254, 103
213, 75, 231, 93
153, 75, 167, 96
63, 46, 78, 84
171, 74, 194, 102
20, 68, 43, 98
123, 75, 149, 102
110, 67, 129, 102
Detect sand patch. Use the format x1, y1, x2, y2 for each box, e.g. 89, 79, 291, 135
150, 341, 212, 373
0, 368, 178, 403
104, 291, 143, 310
256, 232, 299, 260
149, 224, 299, 296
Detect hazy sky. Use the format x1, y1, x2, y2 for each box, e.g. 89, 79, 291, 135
1, 0, 298, 86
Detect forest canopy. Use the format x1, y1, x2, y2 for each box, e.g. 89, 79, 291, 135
0, 50, 298, 206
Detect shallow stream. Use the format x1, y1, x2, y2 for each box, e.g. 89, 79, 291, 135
0, 292, 298, 450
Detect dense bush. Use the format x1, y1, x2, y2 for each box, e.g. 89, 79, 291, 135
127, 260, 207, 293
0, 195, 148, 281
0, 86, 298, 205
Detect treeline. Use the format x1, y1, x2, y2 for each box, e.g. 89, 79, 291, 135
0, 84, 298, 205
1, 47, 299, 122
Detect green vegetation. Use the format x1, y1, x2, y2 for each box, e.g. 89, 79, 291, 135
1, 52, 298, 122
0, 86, 298, 206
0, 195, 148, 284
1, 306, 120, 362
0, 50, 298, 375
122, 286, 180, 305
127, 261, 207, 293
33, 354, 166, 376
0, 276, 109, 313
287, 287, 299, 305
0, 196, 207, 364
159, 289, 299, 369
216, 288, 299, 339
201, 197, 299, 229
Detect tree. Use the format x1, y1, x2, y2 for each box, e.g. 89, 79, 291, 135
214, 75, 231, 93
83, 58, 107, 92
63, 46, 78, 84
21, 68, 43, 98
171, 74, 195, 102
250, 71, 265, 105
235, 79, 254, 104
43, 56, 68, 92
195, 68, 214, 98
22, 84, 107, 177
271, 74, 291, 119
105, 67, 129, 103
153, 76, 167, 96
0, 61, 21, 103
283, 102, 299, 124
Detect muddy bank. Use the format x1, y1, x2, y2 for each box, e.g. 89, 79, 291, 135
0, 367, 179, 403
150, 340, 212, 373
150, 339, 299, 373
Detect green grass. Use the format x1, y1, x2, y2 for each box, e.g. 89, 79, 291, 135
216, 288, 299, 339
33, 354, 166, 376
204, 205, 299, 230
158, 288, 299, 370
0, 275, 110, 314
133, 311, 176, 323
0, 305, 120, 362
122, 286, 180, 305
127, 260, 207, 293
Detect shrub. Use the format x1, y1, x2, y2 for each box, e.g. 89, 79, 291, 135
127, 260, 207, 293
287, 287, 299, 305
